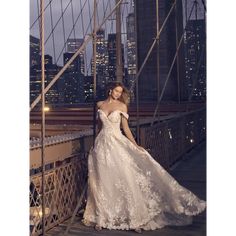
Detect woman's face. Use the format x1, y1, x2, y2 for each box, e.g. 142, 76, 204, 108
111, 86, 123, 100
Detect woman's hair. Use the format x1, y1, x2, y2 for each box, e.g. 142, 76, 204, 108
106, 81, 130, 106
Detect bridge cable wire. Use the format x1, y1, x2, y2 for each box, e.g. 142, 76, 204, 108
129, 0, 176, 94
79, 0, 88, 75
30, 0, 53, 30
60, 0, 68, 54
36, 0, 40, 35
44, 0, 72, 46
49, 0, 56, 63
150, 1, 196, 126
55, 0, 91, 65
30, 0, 124, 111
108, 0, 114, 33
85, 0, 94, 75
70, 0, 76, 40
39, 0, 46, 235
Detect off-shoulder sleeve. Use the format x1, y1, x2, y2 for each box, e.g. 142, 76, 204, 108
96, 109, 100, 119
120, 111, 129, 120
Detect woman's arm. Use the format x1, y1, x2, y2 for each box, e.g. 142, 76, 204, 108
120, 105, 142, 148
96, 116, 102, 136
121, 116, 138, 146
96, 101, 103, 135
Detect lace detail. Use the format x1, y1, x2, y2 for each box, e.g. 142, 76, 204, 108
83, 110, 206, 230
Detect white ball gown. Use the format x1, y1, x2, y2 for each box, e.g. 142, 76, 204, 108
82, 109, 206, 231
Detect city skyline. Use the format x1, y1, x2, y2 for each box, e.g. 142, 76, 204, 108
29, 0, 206, 105
30, 0, 205, 67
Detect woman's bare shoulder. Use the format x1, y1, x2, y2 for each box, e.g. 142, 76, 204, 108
96, 100, 105, 108
118, 102, 128, 113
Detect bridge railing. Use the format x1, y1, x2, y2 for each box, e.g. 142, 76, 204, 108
29, 108, 205, 235
139, 108, 206, 169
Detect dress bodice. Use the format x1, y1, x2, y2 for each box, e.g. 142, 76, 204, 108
97, 109, 129, 133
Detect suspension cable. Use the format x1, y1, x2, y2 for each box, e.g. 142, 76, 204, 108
70, 0, 76, 40
150, 1, 196, 126
102, 0, 109, 37
129, 0, 177, 93
30, 0, 53, 30
201, 0, 206, 12
39, 0, 46, 235
36, 0, 41, 36
49, 0, 56, 63
96, 0, 100, 27
79, 0, 88, 75
108, 0, 114, 33
30, 0, 124, 111
60, 0, 68, 54
44, 0, 72, 45
55, 0, 90, 65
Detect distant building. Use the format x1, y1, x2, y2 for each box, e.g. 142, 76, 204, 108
107, 33, 125, 83
30, 54, 61, 105
91, 29, 109, 99
67, 38, 85, 75
30, 35, 40, 67
126, 13, 136, 102
84, 75, 94, 102
184, 19, 206, 101
63, 52, 84, 104
107, 34, 117, 82
135, 0, 186, 102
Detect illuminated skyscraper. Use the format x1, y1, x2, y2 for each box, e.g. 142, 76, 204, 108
30, 35, 40, 67
185, 18, 206, 101
135, 0, 186, 102
63, 52, 84, 103
30, 54, 61, 105
107, 33, 124, 83
67, 38, 85, 75
126, 13, 136, 102
91, 29, 109, 99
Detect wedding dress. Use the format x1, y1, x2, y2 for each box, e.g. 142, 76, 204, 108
82, 109, 206, 231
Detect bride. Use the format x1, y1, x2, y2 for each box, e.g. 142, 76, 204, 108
82, 81, 206, 233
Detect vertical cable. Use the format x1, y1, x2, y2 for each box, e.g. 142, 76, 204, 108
93, 0, 97, 144
70, 0, 76, 40
39, 0, 46, 234
88, 0, 94, 33
108, 0, 114, 33
49, 0, 56, 63
96, 0, 100, 27
102, 0, 109, 37
156, 0, 160, 120
116, 0, 123, 82
175, 1, 180, 104
134, 0, 140, 143
79, 0, 88, 75
87, 0, 94, 75
185, 0, 187, 26
30, 0, 53, 30
36, 0, 41, 37
60, 0, 67, 53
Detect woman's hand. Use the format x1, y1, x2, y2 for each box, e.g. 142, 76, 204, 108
136, 145, 146, 152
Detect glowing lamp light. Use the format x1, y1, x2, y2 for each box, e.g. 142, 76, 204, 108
43, 106, 50, 112
190, 139, 194, 143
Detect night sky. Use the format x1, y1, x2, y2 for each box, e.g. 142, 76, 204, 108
30, 0, 205, 67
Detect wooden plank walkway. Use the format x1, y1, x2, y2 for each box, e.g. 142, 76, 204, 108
46, 141, 206, 236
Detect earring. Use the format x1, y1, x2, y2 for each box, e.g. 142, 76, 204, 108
109, 90, 112, 95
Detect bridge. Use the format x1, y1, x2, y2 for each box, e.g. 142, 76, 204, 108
29, 0, 206, 235
45, 141, 206, 236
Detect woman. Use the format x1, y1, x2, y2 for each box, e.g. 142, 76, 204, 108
82, 81, 206, 233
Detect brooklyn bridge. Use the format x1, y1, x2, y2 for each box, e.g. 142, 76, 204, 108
29, 0, 206, 235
